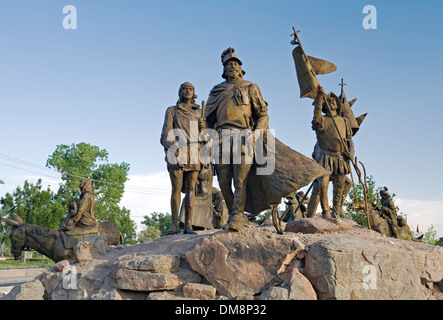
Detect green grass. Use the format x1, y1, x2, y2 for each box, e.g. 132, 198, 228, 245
0, 255, 53, 269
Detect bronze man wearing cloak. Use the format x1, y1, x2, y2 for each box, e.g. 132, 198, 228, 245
204, 48, 269, 231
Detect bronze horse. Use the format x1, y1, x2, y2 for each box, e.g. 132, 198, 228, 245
3, 214, 123, 262
356, 202, 420, 241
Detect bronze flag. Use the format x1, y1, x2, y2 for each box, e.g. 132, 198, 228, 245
291, 28, 337, 99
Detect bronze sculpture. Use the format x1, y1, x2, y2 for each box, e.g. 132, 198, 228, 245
3, 213, 122, 262
283, 191, 309, 222
290, 28, 370, 221
60, 178, 97, 232
204, 48, 269, 231
355, 199, 418, 241
211, 187, 228, 229
306, 87, 355, 219
379, 187, 399, 238
161, 82, 205, 235
3, 179, 123, 262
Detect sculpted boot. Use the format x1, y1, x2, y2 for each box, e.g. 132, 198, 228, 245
227, 212, 248, 232
332, 176, 347, 218
166, 211, 179, 235
183, 209, 197, 235
322, 209, 332, 219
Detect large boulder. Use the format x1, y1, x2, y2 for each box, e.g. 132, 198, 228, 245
5, 220, 443, 301
113, 253, 201, 292
185, 226, 304, 299
304, 229, 443, 300
2, 279, 45, 300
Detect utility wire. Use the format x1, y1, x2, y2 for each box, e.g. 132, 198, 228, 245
0, 154, 170, 195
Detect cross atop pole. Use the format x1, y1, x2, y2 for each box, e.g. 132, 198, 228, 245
290, 27, 302, 47
339, 78, 347, 96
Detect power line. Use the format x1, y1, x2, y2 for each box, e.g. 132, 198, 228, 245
0, 154, 170, 195
0, 152, 170, 192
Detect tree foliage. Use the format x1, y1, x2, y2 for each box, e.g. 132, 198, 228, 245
45, 142, 135, 243
0, 207, 12, 256
138, 226, 161, 243
421, 225, 439, 245
0, 179, 65, 229
141, 212, 172, 236
344, 175, 401, 227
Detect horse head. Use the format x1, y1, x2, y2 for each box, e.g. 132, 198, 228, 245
3, 213, 26, 260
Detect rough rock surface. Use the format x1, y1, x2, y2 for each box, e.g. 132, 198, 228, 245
2, 214, 443, 300
285, 215, 353, 234
74, 235, 110, 263
185, 226, 304, 299
2, 279, 45, 300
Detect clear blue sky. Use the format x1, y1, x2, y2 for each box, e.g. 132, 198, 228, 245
1, 1, 442, 235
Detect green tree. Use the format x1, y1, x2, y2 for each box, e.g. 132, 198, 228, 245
138, 226, 161, 243
344, 175, 401, 227
0, 207, 12, 256
46, 142, 136, 243
0, 179, 65, 229
142, 212, 172, 236
422, 225, 439, 245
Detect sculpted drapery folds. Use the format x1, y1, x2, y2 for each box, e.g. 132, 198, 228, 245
59, 178, 97, 232
204, 48, 269, 231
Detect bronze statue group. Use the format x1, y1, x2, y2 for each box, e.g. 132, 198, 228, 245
160, 42, 409, 240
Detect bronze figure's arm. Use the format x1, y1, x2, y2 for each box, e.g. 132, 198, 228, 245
160, 107, 175, 151
312, 86, 324, 130
250, 84, 269, 130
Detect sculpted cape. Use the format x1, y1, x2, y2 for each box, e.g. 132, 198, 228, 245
244, 133, 329, 215
205, 81, 329, 216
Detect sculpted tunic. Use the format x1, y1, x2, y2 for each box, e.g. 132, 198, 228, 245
312, 96, 354, 175
160, 103, 202, 172
205, 79, 268, 132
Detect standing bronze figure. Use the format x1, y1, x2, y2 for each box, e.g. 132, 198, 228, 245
161, 82, 204, 235
306, 87, 354, 219
204, 48, 269, 231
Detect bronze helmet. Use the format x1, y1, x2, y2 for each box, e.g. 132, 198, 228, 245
221, 47, 246, 79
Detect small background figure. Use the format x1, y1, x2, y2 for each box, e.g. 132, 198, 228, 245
379, 186, 399, 238
283, 191, 309, 222
211, 187, 229, 229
